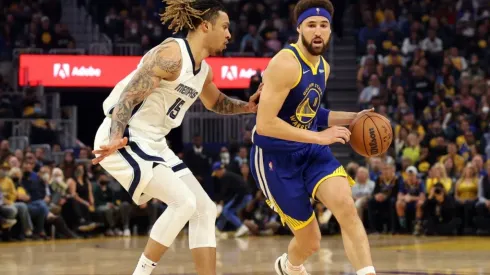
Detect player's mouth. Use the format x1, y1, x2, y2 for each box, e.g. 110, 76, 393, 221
312, 38, 323, 46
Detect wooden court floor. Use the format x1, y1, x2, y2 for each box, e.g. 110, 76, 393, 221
1, 235, 489, 275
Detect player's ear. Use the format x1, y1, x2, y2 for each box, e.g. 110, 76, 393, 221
201, 20, 211, 33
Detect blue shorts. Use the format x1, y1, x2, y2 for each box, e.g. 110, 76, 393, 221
250, 144, 354, 230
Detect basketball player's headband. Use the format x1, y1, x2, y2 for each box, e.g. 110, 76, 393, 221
296, 7, 332, 27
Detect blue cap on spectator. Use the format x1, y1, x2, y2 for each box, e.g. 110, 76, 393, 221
211, 162, 225, 176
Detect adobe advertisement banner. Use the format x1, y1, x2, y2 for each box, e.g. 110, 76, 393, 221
18, 54, 270, 89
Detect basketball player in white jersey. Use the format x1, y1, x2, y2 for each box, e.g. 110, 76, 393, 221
92, 1, 259, 274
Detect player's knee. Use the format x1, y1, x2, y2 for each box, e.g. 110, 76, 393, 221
331, 195, 357, 223
304, 235, 321, 255
178, 196, 197, 218
200, 197, 217, 219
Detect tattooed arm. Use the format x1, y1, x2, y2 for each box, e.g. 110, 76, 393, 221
109, 42, 182, 140
200, 68, 259, 115
92, 41, 182, 164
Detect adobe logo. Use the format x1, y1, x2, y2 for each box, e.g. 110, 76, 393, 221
53, 63, 70, 79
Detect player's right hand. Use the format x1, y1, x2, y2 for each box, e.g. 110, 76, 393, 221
318, 126, 351, 145
92, 137, 128, 165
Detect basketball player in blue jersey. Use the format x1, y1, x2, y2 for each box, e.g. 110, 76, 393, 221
251, 0, 376, 275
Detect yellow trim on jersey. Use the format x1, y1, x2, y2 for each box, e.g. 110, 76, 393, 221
321, 56, 328, 85
280, 49, 302, 89
311, 166, 356, 200
291, 44, 320, 75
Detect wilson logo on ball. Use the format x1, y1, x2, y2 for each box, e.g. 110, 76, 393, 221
368, 128, 379, 155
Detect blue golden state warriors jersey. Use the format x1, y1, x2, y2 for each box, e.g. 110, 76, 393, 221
253, 44, 329, 151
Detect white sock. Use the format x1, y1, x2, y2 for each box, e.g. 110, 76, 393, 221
133, 253, 157, 275
285, 259, 308, 275
357, 266, 376, 275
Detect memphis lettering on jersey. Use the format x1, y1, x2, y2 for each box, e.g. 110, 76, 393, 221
175, 83, 198, 99
290, 83, 322, 129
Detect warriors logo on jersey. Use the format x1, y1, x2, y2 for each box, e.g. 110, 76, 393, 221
290, 83, 322, 129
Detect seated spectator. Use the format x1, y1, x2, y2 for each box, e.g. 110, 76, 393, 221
242, 190, 280, 236
401, 31, 421, 60
396, 166, 426, 235
475, 161, 490, 234
213, 162, 252, 238
0, 165, 17, 230
426, 163, 453, 194
454, 163, 479, 234
65, 163, 97, 232
423, 183, 461, 235
401, 133, 421, 165
368, 162, 400, 233
352, 167, 375, 221
8, 167, 33, 239
439, 143, 465, 176
421, 28, 443, 67
49, 167, 68, 215
19, 159, 50, 239
359, 74, 382, 109
94, 173, 119, 236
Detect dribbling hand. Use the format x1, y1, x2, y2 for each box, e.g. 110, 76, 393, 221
92, 137, 128, 165
318, 126, 351, 145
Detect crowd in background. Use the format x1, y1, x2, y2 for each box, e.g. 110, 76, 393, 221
1, 0, 490, 242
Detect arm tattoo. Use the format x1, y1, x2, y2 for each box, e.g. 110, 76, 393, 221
109, 45, 182, 140
211, 93, 249, 115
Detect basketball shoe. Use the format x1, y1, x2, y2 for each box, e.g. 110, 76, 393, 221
274, 253, 310, 275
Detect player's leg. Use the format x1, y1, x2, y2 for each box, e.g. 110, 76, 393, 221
250, 145, 316, 275
305, 145, 375, 275
314, 176, 375, 275
132, 164, 197, 275
180, 174, 217, 275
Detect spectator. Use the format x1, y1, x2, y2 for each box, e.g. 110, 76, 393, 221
455, 164, 479, 233
396, 166, 426, 235
439, 143, 466, 176
401, 133, 421, 165
94, 173, 119, 236
351, 167, 375, 221
368, 162, 400, 233
66, 163, 97, 232
9, 167, 33, 239
475, 161, 490, 234
423, 183, 461, 235
0, 164, 17, 229
242, 190, 280, 236
183, 134, 211, 185
426, 163, 453, 194
213, 162, 252, 238
19, 159, 50, 239
359, 74, 382, 109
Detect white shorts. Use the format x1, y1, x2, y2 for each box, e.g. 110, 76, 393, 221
94, 117, 191, 205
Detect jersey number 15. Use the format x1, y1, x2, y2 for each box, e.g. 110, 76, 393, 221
167, 98, 186, 119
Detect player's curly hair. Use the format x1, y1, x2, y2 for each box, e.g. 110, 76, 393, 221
160, 0, 226, 34
293, 0, 335, 25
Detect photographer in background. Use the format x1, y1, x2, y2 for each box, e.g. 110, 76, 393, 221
423, 183, 461, 236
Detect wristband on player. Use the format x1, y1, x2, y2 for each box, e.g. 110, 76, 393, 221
316, 107, 330, 127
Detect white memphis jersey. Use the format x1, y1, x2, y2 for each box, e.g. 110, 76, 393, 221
102, 38, 209, 145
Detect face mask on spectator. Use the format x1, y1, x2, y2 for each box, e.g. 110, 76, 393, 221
131, 27, 137, 35
483, 106, 489, 113
54, 175, 63, 183
34, 106, 42, 113
11, 176, 19, 183
75, 169, 83, 178
41, 173, 50, 182
220, 152, 230, 165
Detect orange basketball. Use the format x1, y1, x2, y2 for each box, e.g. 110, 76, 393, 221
348, 112, 393, 157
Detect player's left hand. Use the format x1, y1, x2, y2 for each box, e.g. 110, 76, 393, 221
356, 108, 375, 118
245, 83, 263, 113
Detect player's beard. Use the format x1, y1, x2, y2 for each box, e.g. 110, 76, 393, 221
301, 33, 330, 56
